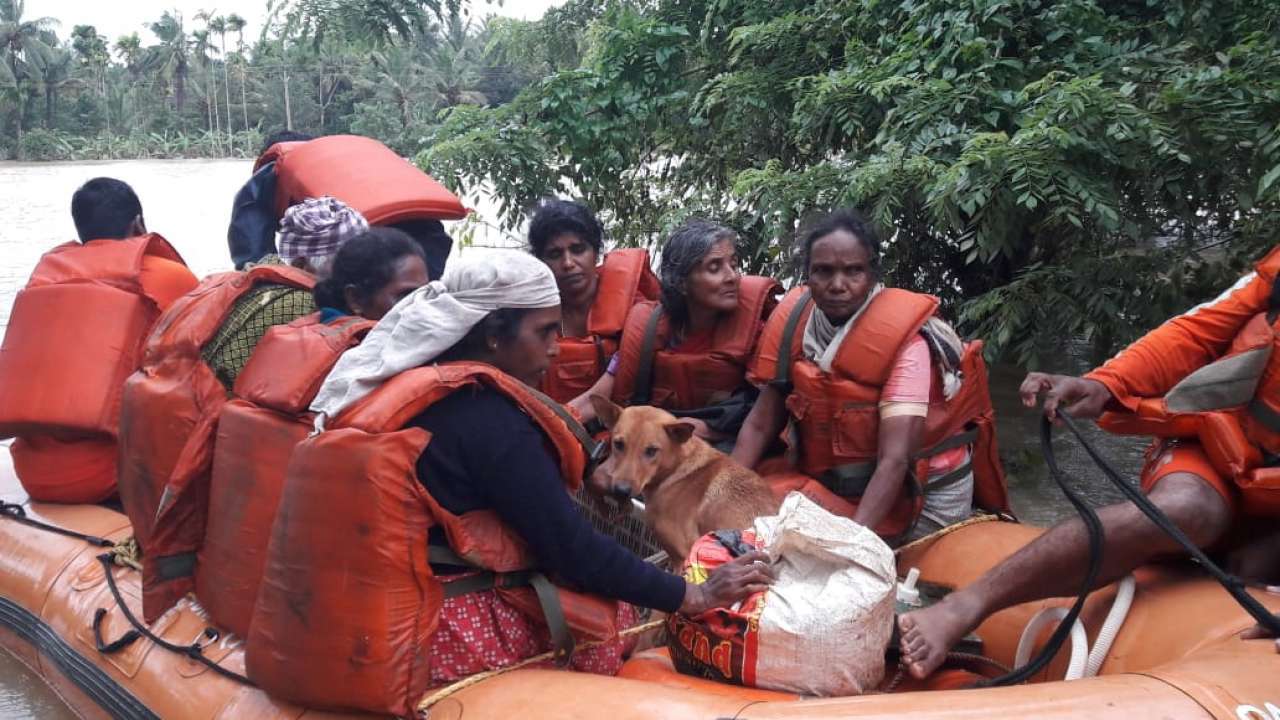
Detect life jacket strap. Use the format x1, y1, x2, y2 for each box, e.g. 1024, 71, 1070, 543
1248, 397, 1280, 434
429, 543, 575, 665
773, 290, 813, 389
817, 428, 978, 498
630, 305, 666, 406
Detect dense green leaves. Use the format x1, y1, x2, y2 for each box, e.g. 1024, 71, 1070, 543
422, 0, 1280, 365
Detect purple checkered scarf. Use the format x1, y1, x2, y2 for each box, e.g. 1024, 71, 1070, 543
277, 196, 369, 261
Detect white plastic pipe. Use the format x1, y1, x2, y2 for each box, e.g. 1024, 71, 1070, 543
1084, 575, 1136, 677
1013, 606, 1089, 681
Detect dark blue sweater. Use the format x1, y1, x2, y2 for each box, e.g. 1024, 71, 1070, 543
410, 385, 685, 612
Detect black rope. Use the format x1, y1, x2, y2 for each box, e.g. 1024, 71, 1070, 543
93, 554, 255, 686
977, 415, 1105, 686
1055, 412, 1280, 636
0, 501, 113, 548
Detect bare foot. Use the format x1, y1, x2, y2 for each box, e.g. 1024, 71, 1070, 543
897, 592, 985, 679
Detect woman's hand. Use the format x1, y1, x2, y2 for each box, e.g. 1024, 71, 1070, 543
1019, 372, 1113, 421
678, 551, 775, 615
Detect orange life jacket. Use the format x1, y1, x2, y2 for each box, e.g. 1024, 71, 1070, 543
611, 275, 782, 409
197, 313, 373, 639
260, 135, 468, 224
0, 235, 183, 443
245, 362, 618, 717
1097, 250, 1280, 515
541, 248, 661, 403
116, 264, 315, 623
750, 287, 1010, 539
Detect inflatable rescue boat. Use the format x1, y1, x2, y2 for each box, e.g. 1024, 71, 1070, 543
0, 444, 1277, 720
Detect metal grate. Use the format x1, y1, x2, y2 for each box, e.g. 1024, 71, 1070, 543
570, 487, 669, 570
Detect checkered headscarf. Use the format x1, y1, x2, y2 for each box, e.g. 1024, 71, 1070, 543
277, 196, 369, 261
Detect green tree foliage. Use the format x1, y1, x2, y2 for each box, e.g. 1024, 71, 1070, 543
422, 0, 1280, 365
0, 1, 529, 161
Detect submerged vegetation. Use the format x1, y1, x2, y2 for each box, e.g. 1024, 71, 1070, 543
2, 0, 1278, 365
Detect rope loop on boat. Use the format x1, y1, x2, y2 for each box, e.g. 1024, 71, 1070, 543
92, 553, 255, 687
415, 618, 665, 714
0, 500, 114, 547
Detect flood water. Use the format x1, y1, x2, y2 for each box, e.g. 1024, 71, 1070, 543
0, 159, 1146, 716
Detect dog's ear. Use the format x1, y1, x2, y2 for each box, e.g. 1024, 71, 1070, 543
664, 422, 696, 445
590, 395, 623, 429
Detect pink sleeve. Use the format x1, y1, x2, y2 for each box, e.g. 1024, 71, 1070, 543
880, 335, 932, 404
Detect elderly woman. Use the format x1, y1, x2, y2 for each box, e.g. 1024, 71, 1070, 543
203, 196, 369, 390
311, 226, 430, 321
305, 249, 772, 686
527, 199, 660, 403
731, 209, 1007, 543
568, 218, 780, 444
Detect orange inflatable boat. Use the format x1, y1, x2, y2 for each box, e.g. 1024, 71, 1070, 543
0, 443, 1276, 720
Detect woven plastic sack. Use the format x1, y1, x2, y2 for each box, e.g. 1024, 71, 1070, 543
668, 491, 896, 696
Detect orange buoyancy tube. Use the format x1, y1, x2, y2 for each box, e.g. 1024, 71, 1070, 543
196, 313, 373, 639
541, 248, 662, 403
611, 275, 782, 409
0, 235, 183, 442
267, 135, 468, 224
245, 362, 618, 717
1095, 246, 1280, 515
748, 287, 1010, 539
116, 264, 315, 623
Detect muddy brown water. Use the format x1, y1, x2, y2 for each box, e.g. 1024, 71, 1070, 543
0, 159, 1146, 717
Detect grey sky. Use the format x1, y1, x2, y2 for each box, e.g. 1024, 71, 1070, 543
34, 1, 563, 46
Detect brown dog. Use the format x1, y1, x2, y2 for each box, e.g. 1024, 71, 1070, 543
590, 396, 779, 566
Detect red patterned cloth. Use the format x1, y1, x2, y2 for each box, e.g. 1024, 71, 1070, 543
427, 581, 639, 685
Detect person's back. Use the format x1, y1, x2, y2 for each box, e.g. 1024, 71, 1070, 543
0, 177, 197, 503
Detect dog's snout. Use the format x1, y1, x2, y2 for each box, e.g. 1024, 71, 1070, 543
610, 483, 634, 501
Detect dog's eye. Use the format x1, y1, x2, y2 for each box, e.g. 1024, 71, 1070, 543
644, 446, 659, 459
613, 438, 626, 453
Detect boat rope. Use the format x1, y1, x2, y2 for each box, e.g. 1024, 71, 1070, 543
1054, 411, 1280, 636
92, 552, 255, 687
976, 415, 1106, 687
415, 618, 665, 714
892, 512, 1004, 557
0, 500, 114, 547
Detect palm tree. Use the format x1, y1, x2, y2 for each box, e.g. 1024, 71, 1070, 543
191, 28, 218, 136
113, 33, 143, 81
71, 25, 109, 132
209, 14, 233, 145
37, 47, 77, 128
0, 0, 58, 146
146, 10, 192, 115
225, 13, 248, 134
194, 9, 220, 138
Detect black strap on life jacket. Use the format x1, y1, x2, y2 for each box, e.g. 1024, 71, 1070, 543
428, 544, 575, 665
1267, 273, 1280, 324
522, 383, 606, 478
630, 305, 666, 406
772, 289, 813, 389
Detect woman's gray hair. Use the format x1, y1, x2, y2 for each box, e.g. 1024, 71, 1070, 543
659, 218, 738, 332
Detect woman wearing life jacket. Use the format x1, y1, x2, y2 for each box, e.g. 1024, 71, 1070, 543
571, 218, 781, 445
246, 250, 772, 715
529, 199, 661, 404
117, 196, 370, 622
311, 226, 430, 321
732, 209, 1008, 542
898, 243, 1280, 680
0, 177, 198, 504
203, 196, 368, 390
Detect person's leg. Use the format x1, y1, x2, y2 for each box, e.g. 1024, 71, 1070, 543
897, 470, 1232, 679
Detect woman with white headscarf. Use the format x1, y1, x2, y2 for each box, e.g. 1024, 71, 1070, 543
309, 249, 772, 685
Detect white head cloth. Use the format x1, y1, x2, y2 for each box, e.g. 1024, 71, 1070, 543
309, 249, 561, 426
